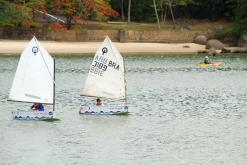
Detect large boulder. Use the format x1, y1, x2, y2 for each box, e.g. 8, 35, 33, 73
238, 34, 247, 47
194, 35, 207, 45
222, 47, 247, 53
208, 47, 216, 56
206, 39, 224, 50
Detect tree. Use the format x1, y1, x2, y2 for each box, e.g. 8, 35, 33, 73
127, 0, 131, 23
82, 0, 119, 22
0, 0, 33, 28
47, 0, 80, 30
234, 0, 247, 34
120, 0, 125, 21
153, 0, 160, 29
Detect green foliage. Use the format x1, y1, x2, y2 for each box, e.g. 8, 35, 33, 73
0, 1, 32, 27
111, 0, 237, 22
0, 0, 119, 29
0, 0, 245, 33
234, 0, 247, 34
172, 0, 190, 6
84, 0, 119, 21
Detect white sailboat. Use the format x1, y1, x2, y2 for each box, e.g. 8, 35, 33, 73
8, 36, 55, 120
79, 36, 128, 115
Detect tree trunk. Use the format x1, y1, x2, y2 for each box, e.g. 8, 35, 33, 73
153, 0, 160, 29
168, 0, 176, 29
128, 0, 131, 23
160, 0, 163, 23
66, 15, 72, 30
163, 5, 168, 23
78, 0, 83, 18
121, 0, 125, 21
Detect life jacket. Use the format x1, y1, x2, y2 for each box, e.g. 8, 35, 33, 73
33, 104, 44, 111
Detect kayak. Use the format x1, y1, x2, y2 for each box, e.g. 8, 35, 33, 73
197, 63, 223, 67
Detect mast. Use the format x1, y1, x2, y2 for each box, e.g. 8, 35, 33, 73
124, 57, 127, 105
53, 59, 55, 111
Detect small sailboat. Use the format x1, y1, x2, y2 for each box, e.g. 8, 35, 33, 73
8, 36, 55, 120
79, 36, 128, 115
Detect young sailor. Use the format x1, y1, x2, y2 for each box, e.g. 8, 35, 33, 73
31, 103, 45, 111
96, 98, 102, 106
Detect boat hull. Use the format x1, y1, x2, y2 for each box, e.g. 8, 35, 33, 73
197, 63, 223, 67
12, 111, 53, 120
79, 105, 128, 115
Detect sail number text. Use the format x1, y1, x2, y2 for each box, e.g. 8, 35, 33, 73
92, 61, 108, 71
90, 61, 107, 76
90, 55, 120, 76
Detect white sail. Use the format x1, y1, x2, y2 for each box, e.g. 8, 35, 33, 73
81, 36, 125, 99
8, 36, 54, 104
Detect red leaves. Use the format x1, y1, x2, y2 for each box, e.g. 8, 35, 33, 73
93, 0, 119, 17
61, 0, 70, 3
49, 22, 67, 31
23, 19, 30, 27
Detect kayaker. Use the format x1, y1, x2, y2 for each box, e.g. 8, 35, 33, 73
204, 56, 212, 64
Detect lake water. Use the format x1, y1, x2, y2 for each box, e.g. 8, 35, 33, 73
0, 54, 247, 165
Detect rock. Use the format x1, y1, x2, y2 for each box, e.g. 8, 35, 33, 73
238, 34, 247, 47
233, 47, 247, 53
221, 47, 231, 53
206, 39, 224, 50
221, 47, 247, 53
197, 50, 208, 54
194, 35, 207, 45
221, 36, 238, 46
182, 45, 190, 48
208, 47, 216, 56
198, 48, 221, 54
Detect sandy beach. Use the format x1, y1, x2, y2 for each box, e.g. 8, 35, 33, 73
0, 40, 205, 55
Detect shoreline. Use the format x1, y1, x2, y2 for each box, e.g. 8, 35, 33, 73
0, 40, 206, 56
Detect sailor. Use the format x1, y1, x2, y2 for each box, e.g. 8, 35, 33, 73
31, 103, 45, 111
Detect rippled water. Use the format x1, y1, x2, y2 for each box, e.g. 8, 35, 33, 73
1, 54, 247, 165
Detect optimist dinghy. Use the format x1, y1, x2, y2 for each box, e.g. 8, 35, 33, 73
8, 36, 56, 120
79, 36, 128, 115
